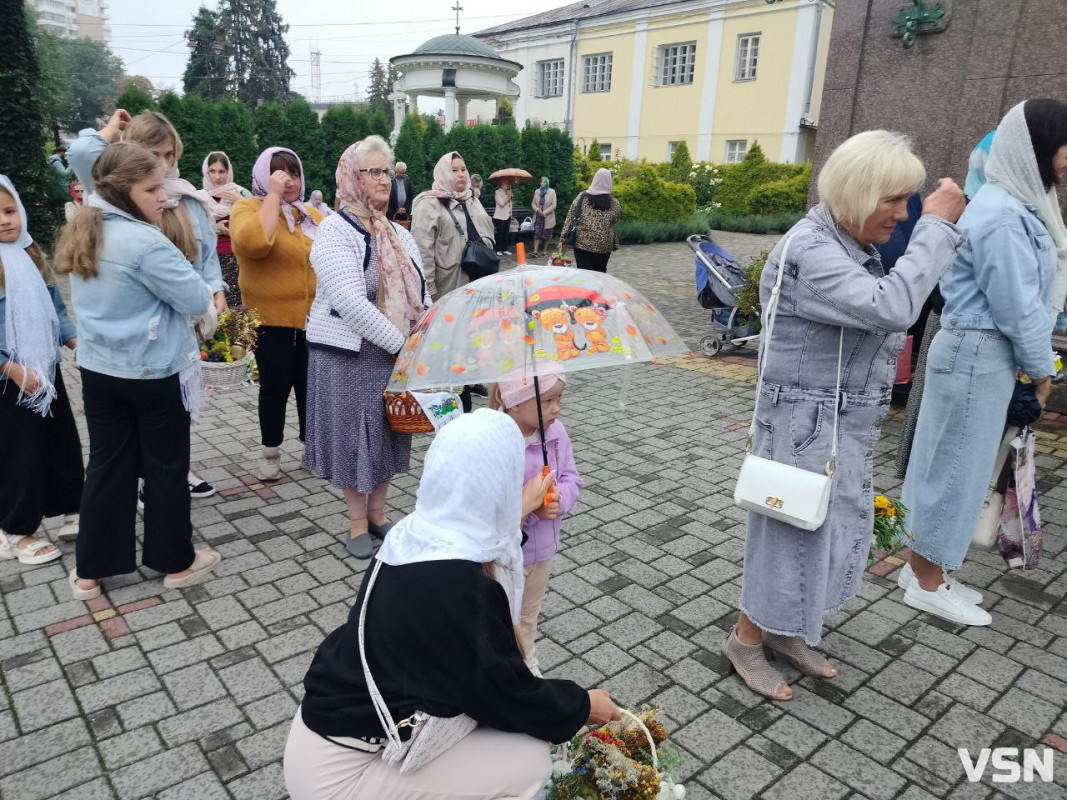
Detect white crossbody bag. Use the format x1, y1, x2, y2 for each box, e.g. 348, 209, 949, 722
733, 233, 843, 531
358, 560, 478, 773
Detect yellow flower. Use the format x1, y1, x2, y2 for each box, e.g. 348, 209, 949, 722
874, 495, 890, 510
886, 506, 896, 517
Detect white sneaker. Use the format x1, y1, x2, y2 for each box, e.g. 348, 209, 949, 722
255, 446, 282, 482
898, 561, 983, 605
903, 580, 992, 626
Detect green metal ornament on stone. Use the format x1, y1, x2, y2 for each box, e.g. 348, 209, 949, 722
893, 0, 946, 48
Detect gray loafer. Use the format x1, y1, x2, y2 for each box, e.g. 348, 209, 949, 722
345, 533, 375, 559
367, 521, 395, 541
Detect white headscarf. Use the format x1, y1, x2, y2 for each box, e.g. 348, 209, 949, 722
376, 408, 527, 622
985, 102, 1067, 311
0, 176, 60, 416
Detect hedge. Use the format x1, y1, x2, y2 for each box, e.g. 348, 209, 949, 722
714, 143, 808, 214
615, 209, 801, 244
613, 166, 696, 222
744, 164, 811, 215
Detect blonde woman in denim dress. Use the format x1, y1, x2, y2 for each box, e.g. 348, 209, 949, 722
722, 132, 966, 701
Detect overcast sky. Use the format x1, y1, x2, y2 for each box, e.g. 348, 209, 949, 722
105, 0, 564, 112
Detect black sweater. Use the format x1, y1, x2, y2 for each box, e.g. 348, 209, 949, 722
301, 560, 590, 745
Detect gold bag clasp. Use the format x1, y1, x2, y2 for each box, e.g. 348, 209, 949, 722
765, 497, 784, 509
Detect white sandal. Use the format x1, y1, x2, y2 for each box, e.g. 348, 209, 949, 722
69, 569, 101, 601
58, 515, 79, 542
0, 532, 61, 565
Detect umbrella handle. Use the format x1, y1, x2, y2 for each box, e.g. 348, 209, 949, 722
541, 464, 557, 509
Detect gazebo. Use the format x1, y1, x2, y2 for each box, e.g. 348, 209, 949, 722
389, 33, 521, 137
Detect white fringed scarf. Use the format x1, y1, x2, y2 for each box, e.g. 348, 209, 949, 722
1, 175, 60, 416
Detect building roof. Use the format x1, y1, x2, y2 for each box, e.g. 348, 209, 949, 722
407, 33, 504, 60
473, 0, 693, 38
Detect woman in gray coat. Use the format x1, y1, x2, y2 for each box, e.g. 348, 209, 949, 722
723, 131, 966, 701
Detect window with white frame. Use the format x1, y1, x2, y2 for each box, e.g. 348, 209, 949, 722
581, 53, 613, 93
668, 141, 681, 159
657, 42, 697, 86
735, 34, 760, 81
725, 140, 748, 163
599, 143, 613, 160
657, 42, 699, 86
535, 59, 565, 98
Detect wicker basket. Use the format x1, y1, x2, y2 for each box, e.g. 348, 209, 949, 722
383, 391, 435, 434
201, 357, 250, 390
392, 209, 412, 230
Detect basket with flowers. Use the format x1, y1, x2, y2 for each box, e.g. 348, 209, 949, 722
547, 707, 686, 800
872, 493, 912, 561
549, 249, 573, 267
199, 306, 263, 389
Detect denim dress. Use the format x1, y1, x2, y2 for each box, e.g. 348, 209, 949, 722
738, 206, 963, 645
902, 184, 1057, 572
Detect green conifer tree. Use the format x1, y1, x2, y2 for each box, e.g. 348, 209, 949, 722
215, 100, 257, 185
253, 101, 287, 152
284, 98, 327, 195
394, 114, 425, 191
175, 94, 220, 180
0, 2, 60, 244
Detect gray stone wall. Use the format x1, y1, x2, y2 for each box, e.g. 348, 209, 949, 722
812, 0, 1067, 196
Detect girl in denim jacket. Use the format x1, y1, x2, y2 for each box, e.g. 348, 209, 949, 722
56, 142, 222, 601
0, 176, 82, 566
491, 371, 583, 676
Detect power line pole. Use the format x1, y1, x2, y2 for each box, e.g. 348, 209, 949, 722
310, 49, 322, 103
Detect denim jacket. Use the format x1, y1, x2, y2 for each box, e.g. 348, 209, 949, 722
759, 205, 964, 398
0, 283, 77, 380
939, 183, 1057, 378
70, 198, 212, 380
69, 129, 227, 294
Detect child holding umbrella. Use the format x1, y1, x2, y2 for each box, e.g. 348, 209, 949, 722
490, 369, 582, 676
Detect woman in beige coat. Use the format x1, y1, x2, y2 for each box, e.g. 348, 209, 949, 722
411, 151, 495, 301
530, 176, 557, 257
492, 179, 514, 255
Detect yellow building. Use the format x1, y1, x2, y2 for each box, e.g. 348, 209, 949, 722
474, 0, 832, 164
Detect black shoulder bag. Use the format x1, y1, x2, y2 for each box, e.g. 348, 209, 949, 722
444, 202, 499, 281
564, 192, 586, 246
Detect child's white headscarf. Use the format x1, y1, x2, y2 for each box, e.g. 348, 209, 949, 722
376, 408, 527, 622
0, 175, 60, 416
985, 102, 1067, 312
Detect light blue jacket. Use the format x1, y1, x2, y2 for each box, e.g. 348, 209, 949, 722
940, 183, 1057, 378
68, 129, 227, 295
70, 197, 212, 380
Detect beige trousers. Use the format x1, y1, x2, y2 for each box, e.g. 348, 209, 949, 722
518, 560, 553, 673
284, 708, 551, 800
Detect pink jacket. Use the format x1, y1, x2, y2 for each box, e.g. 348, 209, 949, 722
521, 420, 582, 564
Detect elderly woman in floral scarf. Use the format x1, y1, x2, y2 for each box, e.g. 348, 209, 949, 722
305, 136, 430, 560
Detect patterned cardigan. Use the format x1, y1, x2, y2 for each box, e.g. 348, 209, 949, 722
306, 212, 431, 356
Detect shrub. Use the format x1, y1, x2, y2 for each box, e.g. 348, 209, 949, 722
733, 251, 767, 328
616, 213, 711, 245
668, 140, 692, 183
715, 142, 806, 213
587, 138, 602, 162
745, 164, 811, 215
704, 209, 803, 234
614, 165, 695, 222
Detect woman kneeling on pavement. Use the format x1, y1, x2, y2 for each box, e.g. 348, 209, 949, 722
285, 409, 621, 799
724, 131, 966, 701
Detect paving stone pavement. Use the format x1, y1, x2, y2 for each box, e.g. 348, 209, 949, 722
5, 233, 1067, 799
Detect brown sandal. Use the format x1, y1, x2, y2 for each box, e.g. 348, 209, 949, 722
720, 626, 792, 701
763, 633, 837, 679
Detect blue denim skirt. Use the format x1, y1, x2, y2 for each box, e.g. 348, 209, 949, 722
901, 328, 1016, 571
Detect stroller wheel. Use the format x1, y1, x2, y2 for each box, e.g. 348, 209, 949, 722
700, 335, 723, 357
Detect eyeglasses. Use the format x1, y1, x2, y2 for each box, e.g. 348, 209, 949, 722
359, 168, 396, 181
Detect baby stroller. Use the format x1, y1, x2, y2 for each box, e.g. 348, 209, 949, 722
687, 234, 761, 356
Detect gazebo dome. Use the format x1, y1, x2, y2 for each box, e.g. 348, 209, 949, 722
411, 34, 502, 61
389, 29, 523, 137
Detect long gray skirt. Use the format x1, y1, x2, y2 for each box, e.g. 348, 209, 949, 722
738, 385, 888, 646
304, 345, 411, 493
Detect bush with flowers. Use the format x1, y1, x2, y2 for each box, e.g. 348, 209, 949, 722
872, 494, 912, 562
199, 306, 263, 363
688, 163, 724, 212
546, 708, 685, 800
